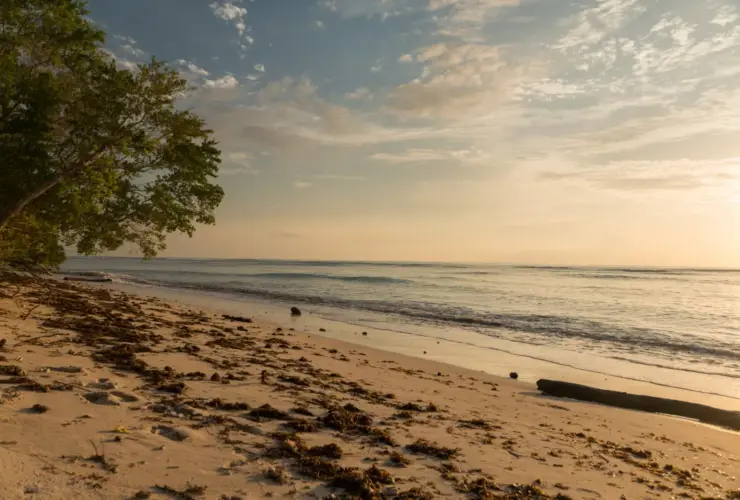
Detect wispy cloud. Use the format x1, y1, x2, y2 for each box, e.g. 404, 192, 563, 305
386, 42, 523, 119
220, 152, 258, 175
540, 157, 740, 192
344, 87, 373, 100
427, 0, 523, 40
321, 0, 412, 20
176, 59, 210, 78
102, 49, 139, 71
209, 0, 253, 55
314, 174, 367, 181
371, 147, 490, 165
203, 74, 239, 89
210, 0, 248, 34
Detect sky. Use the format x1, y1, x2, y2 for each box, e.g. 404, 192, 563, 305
87, 0, 740, 266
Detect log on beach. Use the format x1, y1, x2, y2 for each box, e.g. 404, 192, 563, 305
63, 277, 113, 283
537, 379, 740, 431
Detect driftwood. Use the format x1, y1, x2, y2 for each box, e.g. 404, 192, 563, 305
63, 277, 112, 283
537, 379, 740, 431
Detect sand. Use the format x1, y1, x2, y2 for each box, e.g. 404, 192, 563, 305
0, 273, 738, 500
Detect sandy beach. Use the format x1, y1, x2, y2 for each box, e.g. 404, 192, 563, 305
0, 274, 739, 500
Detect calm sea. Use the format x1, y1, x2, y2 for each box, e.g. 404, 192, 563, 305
60, 257, 740, 398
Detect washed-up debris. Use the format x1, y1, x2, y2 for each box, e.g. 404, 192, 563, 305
407, 439, 459, 460
264, 465, 290, 484
284, 418, 318, 433
154, 483, 207, 500
29, 404, 49, 413
0, 365, 25, 377
249, 403, 290, 420
222, 314, 252, 323
389, 451, 411, 467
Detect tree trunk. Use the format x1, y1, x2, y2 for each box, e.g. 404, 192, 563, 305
0, 143, 113, 235
0, 175, 64, 234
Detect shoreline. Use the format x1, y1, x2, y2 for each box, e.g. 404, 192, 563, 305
100, 280, 740, 411
1, 275, 739, 499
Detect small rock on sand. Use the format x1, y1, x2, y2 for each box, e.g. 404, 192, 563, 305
509, 372, 519, 380
291, 307, 301, 316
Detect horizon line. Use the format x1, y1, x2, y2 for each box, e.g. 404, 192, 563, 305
66, 255, 740, 272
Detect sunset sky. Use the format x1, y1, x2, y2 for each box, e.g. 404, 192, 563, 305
87, 0, 740, 266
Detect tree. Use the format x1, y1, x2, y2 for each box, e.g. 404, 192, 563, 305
0, 0, 224, 268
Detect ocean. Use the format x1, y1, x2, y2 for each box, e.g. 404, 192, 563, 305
60, 257, 740, 402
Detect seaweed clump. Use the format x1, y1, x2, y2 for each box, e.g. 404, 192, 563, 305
407, 439, 459, 460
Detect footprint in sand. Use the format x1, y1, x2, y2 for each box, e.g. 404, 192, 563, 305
152, 425, 200, 442
86, 378, 117, 390
83, 390, 139, 406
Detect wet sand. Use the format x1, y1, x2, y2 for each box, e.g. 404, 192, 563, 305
0, 274, 738, 499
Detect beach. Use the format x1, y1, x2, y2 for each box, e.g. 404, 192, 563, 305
0, 274, 738, 499
60, 257, 740, 410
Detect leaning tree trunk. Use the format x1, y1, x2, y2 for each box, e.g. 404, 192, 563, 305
0, 175, 64, 234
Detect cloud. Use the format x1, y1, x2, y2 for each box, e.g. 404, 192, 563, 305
370, 147, 490, 165
370, 63, 382, 72
427, 0, 523, 40
388, 82, 506, 118
210, 0, 252, 54
103, 34, 149, 71
294, 181, 312, 189
239, 126, 318, 153
386, 42, 522, 118
254, 64, 265, 72
120, 43, 145, 58
321, 0, 412, 20
712, 5, 739, 27
176, 59, 210, 78
189, 76, 424, 156
112, 34, 147, 58
102, 49, 139, 71
203, 74, 239, 89
316, 20, 325, 28
313, 174, 367, 181
219, 152, 258, 175
113, 34, 136, 45
540, 157, 740, 192
344, 87, 373, 100
210, 0, 247, 28
515, 79, 587, 100
398, 53, 413, 63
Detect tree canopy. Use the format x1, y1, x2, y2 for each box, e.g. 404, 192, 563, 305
0, 0, 224, 268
